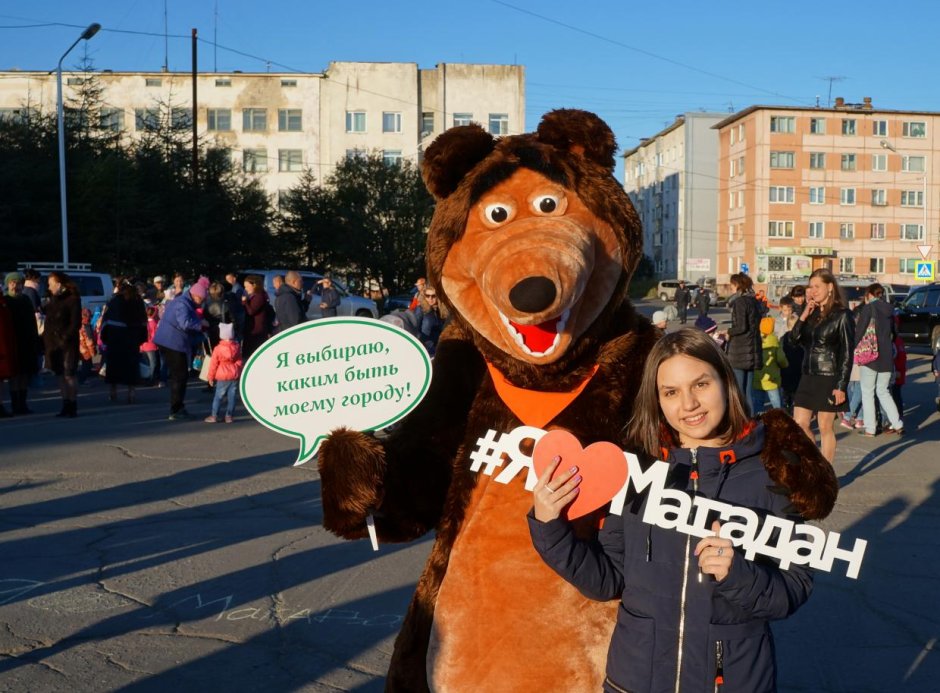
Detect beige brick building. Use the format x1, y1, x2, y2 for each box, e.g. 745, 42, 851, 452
0, 61, 525, 201
715, 98, 938, 298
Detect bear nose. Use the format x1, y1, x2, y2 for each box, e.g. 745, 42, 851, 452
509, 276, 557, 313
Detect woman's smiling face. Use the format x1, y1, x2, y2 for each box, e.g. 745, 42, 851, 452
657, 354, 728, 448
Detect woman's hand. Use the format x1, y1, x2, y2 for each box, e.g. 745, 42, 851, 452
831, 389, 846, 405
799, 299, 816, 322
695, 521, 733, 582
532, 455, 581, 522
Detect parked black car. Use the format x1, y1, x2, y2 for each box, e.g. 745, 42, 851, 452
895, 282, 940, 353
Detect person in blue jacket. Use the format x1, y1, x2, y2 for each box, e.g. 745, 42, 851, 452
529, 328, 837, 693
154, 283, 207, 420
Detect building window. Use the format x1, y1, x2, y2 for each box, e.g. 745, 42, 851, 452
809, 152, 825, 169
453, 113, 473, 127
66, 77, 86, 86
871, 189, 887, 206
729, 159, 735, 178
901, 224, 924, 241
207, 108, 231, 131
381, 112, 402, 134
770, 116, 795, 133
900, 258, 920, 273
809, 221, 825, 239
841, 153, 857, 171
214, 78, 232, 87
738, 124, 745, 140
730, 128, 736, 145
421, 112, 434, 137
278, 149, 303, 172
902, 121, 926, 138
280, 79, 298, 87
840, 188, 856, 205
737, 156, 745, 174
902, 155, 926, 172
145, 77, 162, 87
243, 108, 267, 132
870, 223, 886, 240
345, 148, 367, 160
278, 109, 302, 132
872, 153, 887, 171
98, 108, 124, 132
769, 186, 794, 203
243, 149, 267, 173
842, 119, 856, 135
170, 108, 192, 129
382, 149, 403, 167
809, 187, 825, 204
728, 192, 735, 209
489, 113, 509, 135
134, 108, 160, 131
870, 257, 885, 273
768, 256, 793, 272
839, 257, 855, 273
768, 220, 794, 238
770, 151, 795, 168
840, 223, 855, 240
737, 191, 744, 208
810, 118, 826, 134
345, 111, 366, 133
901, 190, 924, 207
872, 120, 887, 136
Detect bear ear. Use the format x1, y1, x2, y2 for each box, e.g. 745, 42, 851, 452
536, 109, 617, 172
422, 124, 496, 200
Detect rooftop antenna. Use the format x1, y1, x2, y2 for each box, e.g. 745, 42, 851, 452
817, 76, 846, 107
163, 0, 169, 71
214, 0, 218, 72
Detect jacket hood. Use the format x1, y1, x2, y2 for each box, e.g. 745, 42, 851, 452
761, 332, 780, 348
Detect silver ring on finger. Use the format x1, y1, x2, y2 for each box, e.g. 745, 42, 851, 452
717, 547, 724, 557
546, 485, 555, 494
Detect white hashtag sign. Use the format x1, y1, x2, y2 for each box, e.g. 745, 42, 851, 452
468, 426, 547, 489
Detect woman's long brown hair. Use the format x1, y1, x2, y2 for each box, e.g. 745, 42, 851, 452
624, 328, 751, 458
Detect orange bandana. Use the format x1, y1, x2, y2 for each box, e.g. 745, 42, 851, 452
486, 362, 600, 428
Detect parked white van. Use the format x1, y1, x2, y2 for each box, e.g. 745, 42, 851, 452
17, 262, 113, 313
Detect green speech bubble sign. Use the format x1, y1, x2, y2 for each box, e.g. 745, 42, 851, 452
239, 317, 432, 465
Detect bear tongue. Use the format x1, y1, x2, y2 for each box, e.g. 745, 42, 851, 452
509, 317, 561, 353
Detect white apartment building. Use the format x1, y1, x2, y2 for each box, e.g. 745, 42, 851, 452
0, 61, 526, 200
622, 112, 726, 283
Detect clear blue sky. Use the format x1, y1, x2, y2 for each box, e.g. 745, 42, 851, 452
3, 0, 940, 158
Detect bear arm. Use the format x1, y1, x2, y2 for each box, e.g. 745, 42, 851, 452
759, 409, 838, 520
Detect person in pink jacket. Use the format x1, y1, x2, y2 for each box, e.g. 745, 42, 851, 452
205, 322, 242, 423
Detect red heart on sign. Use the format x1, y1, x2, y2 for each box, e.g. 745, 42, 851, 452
532, 429, 629, 520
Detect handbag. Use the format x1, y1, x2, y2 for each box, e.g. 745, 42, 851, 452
853, 322, 879, 365
197, 337, 213, 382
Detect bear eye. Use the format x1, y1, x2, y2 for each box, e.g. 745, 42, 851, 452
484, 204, 511, 224
534, 195, 559, 214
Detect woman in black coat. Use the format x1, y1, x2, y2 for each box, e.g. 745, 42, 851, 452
4, 271, 40, 414
43, 271, 83, 417
205, 281, 235, 349
101, 280, 148, 404
723, 272, 762, 415
789, 268, 854, 462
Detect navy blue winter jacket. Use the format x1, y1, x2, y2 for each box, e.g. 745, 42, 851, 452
529, 422, 815, 693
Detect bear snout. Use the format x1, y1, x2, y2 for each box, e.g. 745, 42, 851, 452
508, 276, 557, 314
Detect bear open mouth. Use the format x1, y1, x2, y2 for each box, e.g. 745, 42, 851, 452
498, 309, 570, 357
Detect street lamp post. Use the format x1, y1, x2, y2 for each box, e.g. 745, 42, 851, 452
881, 139, 930, 274
57, 23, 101, 267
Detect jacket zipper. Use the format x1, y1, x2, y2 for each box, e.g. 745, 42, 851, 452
604, 676, 633, 693
714, 640, 725, 692
674, 447, 699, 693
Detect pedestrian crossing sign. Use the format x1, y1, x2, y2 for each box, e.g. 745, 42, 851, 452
915, 261, 934, 280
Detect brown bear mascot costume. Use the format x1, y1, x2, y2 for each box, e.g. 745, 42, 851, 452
319, 109, 839, 691
319, 109, 659, 691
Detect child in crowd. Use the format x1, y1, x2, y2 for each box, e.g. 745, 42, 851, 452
752, 316, 787, 411
694, 314, 726, 350
841, 364, 863, 430
776, 296, 803, 412
78, 308, 97, 384
891, 329, 906, 416
205, 322, 242, 424
141, 305, 160, 386
528, 328, 836, 692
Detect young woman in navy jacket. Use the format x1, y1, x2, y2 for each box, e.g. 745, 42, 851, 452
529, 328, 837, 692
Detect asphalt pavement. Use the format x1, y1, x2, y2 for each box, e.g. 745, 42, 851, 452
1, 312, 938, 692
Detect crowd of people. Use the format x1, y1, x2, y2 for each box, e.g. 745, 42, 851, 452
0, 269, 451, 422
670, 268, 936, 465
